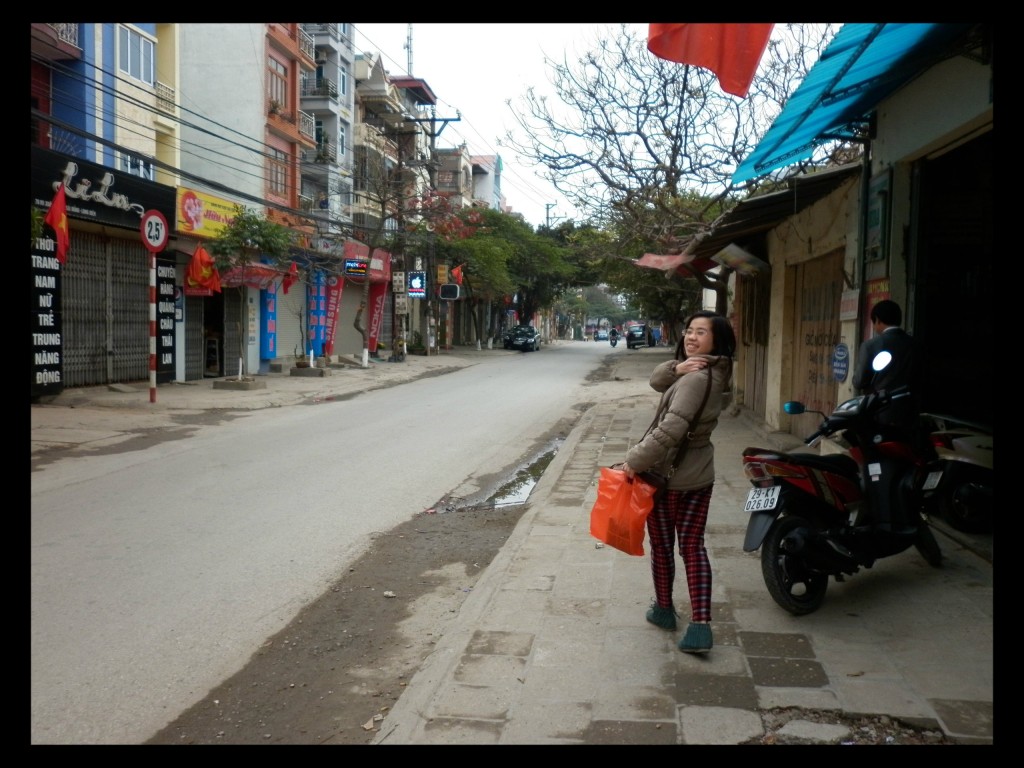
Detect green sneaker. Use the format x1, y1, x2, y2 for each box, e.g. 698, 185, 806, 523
678, 622, 713, 654
645, 603, 677, 631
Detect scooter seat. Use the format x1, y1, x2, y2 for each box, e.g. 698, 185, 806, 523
743, 447, 858, 477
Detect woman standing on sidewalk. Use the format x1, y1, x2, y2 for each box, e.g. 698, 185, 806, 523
621, 311, 735, 653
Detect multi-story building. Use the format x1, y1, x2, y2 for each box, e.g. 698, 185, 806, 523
469, 154, 503, 212
177, 23, 319, 377
350, 49, 438, 356
31, 23, 183, 395
299, 23, 356, 251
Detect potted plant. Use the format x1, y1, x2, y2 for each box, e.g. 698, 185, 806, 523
406, 330, 426, 355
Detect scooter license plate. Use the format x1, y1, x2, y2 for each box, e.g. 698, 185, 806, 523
922, 470, 943, 491
744, 486, 781, 512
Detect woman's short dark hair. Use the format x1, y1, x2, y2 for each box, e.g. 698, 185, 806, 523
675, 310, 736, 358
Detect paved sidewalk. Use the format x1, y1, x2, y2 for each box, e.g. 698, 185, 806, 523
31, 343, 993, 744
370, 351, 993, 745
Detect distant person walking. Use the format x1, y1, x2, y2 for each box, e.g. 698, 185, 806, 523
621, 311, 735, 654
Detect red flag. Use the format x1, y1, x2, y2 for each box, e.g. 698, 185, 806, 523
186, 244, 222, 293
282, 261, 298, 294
647, 23, 774, 98
451, 264, 464, 285
44, 184, 70, 264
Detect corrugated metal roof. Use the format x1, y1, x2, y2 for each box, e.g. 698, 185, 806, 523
690, 163, 860, 262
733, 23, 976, 183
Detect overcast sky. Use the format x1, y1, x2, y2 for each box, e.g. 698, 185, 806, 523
353, 23, 645, 229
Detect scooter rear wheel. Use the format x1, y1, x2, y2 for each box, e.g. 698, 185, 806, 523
937, 465, 993, 533
761, 515, 829, 615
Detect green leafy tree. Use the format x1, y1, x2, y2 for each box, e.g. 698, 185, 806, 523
207, 205, 296, 270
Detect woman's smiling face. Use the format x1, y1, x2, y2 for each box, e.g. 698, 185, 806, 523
684, 317, 714, 357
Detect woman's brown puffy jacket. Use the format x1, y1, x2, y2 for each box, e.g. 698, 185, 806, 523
623, 354, 731, 492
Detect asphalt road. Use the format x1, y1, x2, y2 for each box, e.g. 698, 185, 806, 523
30, 343, 610, 744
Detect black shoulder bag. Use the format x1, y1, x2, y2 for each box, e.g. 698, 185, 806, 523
635, 362, 716, 495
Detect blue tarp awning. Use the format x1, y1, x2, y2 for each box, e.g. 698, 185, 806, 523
733, 23, 976, 184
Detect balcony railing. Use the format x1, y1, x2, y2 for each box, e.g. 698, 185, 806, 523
47, 23, 78, 48
155, 81, 176, 114
313, 141, 337, 163
299, 28, 315, 62
298, 110, 315, 142
301, 78, 338, 99
303, 23, 339, 41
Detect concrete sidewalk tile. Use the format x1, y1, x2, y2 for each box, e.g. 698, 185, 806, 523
832, 677, 934, 719
757, 686, 841, 711
591, 684, 679, 721
678, 705, 763, 745
747, 656, 830, 688
930, 698, 993, 740
675, 669, 760, 709
739, 630, 815, 658
501, 700, 592, 743
519, 661, 603, 699
582, 717, 678, 745
482, 591, 549, 631
776, 719, 852, 743
453, 653, 528, 687
466, 629, 534, 656
419, 717, 503, 744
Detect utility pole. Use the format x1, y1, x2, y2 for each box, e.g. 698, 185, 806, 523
545, 203, 565, 229
401, 111, 459, 355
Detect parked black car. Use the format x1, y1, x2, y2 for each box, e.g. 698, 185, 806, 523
625, 324, 648, 349
507, 325, 542, 352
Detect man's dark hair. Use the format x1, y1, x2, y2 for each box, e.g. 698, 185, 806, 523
871, 299, 902, 327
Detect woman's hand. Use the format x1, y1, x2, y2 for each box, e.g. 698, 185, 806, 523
621, 462, 636, 479
674, 357, 707, 376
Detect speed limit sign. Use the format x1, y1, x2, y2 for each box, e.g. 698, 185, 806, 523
140, 209, 169, 253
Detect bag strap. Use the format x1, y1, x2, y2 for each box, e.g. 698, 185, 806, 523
664, 363, 715, 472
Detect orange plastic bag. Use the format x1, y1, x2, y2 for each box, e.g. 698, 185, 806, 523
590, 466, 658, 556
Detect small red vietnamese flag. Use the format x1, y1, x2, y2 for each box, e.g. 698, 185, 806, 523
647, 23, 774, 98
282, 261, 299, 294
44, 184, 70, 264
186, 244, 222, 293
451, 264, 464, 285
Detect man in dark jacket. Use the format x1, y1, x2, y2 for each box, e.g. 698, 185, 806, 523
853, 299, 920, 428
852, 300, 923, 534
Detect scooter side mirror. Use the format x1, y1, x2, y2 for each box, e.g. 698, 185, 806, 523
783, 402, 805, 415
872, 350, 892, 372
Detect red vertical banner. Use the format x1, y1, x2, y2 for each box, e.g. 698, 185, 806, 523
322, 275, 345, 356
368, 280, 388, 353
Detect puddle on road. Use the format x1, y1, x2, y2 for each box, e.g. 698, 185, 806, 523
486, 444, 559, 507
427, 437, 565, 515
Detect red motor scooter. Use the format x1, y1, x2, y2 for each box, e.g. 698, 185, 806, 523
741, 351, 944, 615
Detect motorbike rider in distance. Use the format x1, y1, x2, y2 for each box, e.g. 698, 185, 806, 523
609, 327, 619, 343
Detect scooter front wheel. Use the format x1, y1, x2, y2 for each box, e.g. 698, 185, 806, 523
761, 515, 829, 615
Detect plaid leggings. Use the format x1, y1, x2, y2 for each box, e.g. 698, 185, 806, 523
646, 485, 713, 623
